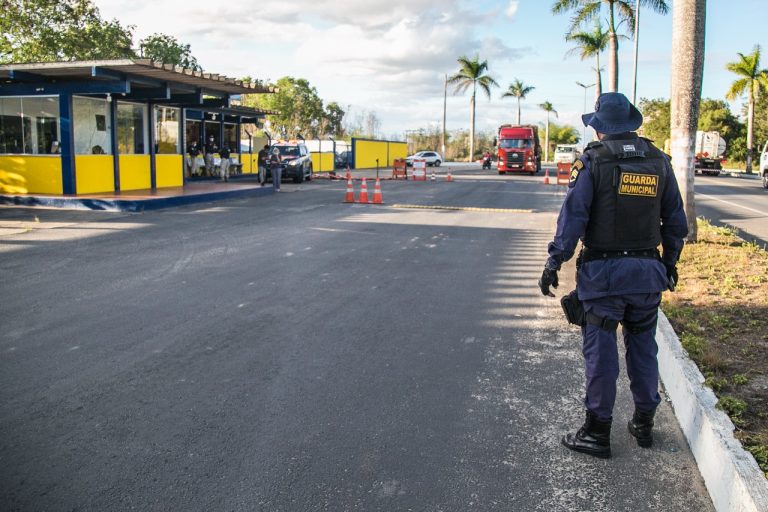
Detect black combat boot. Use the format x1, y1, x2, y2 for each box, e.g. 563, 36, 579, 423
628, 409, 655, 448
561, 411, 612, 459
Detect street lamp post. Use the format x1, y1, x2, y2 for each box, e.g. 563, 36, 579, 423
632, 0, 641, 104
576, 81, 596, 145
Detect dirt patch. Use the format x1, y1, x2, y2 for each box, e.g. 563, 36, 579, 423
662, 219, 768, 477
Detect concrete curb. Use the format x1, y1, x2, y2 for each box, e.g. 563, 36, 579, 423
657, 311, 768, 511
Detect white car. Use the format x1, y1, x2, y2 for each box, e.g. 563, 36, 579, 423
554, 145, 581, 164
760, 140, 768, 189
406, 151, 442, 167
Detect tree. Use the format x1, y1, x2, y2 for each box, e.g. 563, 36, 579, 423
501, 79, 535, 125
243, 77, 325, 139
447, 55, 499, 162
552, 0, 669, 92
638, 97, 671, 146
539, 101, 559, 162
0, 0, 134, 63
324, 102, 346, 138
139, 33, 201, 70
725, 45, 768, 173
669, 0, 706, 241
565, 21, 609, 100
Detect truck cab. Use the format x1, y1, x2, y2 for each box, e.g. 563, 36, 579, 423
495, 124, 541, 176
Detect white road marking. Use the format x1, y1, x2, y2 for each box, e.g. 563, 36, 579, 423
696, 193, 768, 216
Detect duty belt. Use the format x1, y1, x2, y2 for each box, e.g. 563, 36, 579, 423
581, 247, 660, 263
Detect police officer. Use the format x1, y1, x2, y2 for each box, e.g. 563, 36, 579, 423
186, 141, 200, 177
219, 144, 231, 182
204, 135, 218, 177
538, 92, 688, 459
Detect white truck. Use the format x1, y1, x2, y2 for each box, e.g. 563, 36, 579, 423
694, 131, 727, 176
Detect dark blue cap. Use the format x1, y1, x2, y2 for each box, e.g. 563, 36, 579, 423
581, 92, 643, 134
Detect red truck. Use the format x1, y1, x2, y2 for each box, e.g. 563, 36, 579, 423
494, 124, 541, 175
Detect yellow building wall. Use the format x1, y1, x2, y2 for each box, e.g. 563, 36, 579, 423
388, 143, 407, 166
247, 154, 259, 174
310, 152, 335, 172
75, 155, 115, 194
156, 155, 183, 188
0, 156, 63, 195
355, 140, 389, 169
119, 155, 151, 191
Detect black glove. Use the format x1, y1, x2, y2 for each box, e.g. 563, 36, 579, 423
539, 267, 559, 297
665, 264, 678, 292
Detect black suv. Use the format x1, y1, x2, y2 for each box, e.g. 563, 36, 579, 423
267, 142, 313, 183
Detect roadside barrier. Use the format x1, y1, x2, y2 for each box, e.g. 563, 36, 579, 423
392, 159, 407, 180
372, 178, 384, 204
344, 177, 355, 203
358, 177, 370, 203
412, 159, 427, 181
556, 163, 570, 185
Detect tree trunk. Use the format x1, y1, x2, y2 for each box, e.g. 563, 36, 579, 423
669, 0, 706, 242
607, 4, 618, 92
545, 113, 550, 162
517, 98, 521, 124
746, 91, 754, 173
595, 53, 602, 100
470, 90, 476, 162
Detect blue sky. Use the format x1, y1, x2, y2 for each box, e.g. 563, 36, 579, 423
96, 0, 766, 142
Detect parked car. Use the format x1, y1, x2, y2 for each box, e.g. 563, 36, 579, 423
335, 151, 351, 169
266, 141, 313, 183
405, 151, 442, 167
554, 144, 581, 164
760, 140, 768, 189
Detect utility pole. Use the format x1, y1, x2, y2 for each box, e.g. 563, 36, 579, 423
576, 81, 595, 146
632, 0, 640, 104
441, 74, 447, 157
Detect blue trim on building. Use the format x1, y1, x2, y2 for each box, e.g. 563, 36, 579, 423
0, 81, 130, 96
0, 185, 275, 212
149, 103, 157, 189
59, 93, 76, 194
110, 96, 120, 191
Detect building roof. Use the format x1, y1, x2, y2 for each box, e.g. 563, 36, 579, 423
0, 59, 275, 96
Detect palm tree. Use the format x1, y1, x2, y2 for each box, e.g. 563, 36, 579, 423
502, 79, 535, 124
448, 55, 499, 162
725, 45, 768, 174
669, 0, 706, 241
552, 0, 669, 92
566, 21, 610, 100
539, 101, 558, 162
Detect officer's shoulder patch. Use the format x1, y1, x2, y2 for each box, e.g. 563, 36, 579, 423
569, 159, 584, 187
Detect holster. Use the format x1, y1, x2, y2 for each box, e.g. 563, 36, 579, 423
560, 290, 586, 326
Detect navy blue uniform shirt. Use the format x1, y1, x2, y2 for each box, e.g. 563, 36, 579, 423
546, 133, 688, 300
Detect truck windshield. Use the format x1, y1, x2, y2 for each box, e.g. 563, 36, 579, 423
500, 139, 531, 149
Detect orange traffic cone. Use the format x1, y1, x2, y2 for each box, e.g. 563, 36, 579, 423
372, 178, 384, 204
358, 177, 370, 204
446, 170, 453, 182
543, 168, 550, 185
344, 177, 355, 203
345, 166, 351, 181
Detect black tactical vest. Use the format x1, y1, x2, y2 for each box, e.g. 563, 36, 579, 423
582, 137, 668, 251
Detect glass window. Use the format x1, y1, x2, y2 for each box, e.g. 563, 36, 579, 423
155, 106, 180, 154
73, 96, 112, 155
186, 119, 201, 149
0, 96, 60, 154
223, 123, 237, 152
117, 102, 147, 154
204, 121, 219, 146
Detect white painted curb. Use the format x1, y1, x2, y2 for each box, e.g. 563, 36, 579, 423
657, 311, 768, 512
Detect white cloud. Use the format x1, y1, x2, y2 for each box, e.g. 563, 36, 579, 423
506, 1, 519, 18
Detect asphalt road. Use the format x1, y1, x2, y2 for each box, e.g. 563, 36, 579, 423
694, 174, 768, 248
1, 172, 714, 511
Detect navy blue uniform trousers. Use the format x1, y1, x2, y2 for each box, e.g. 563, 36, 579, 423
581, 293, 662, 422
